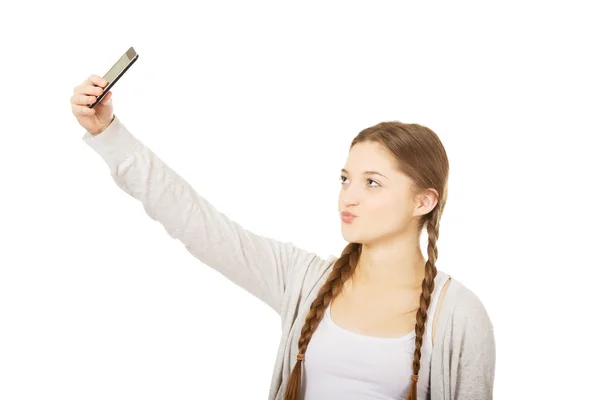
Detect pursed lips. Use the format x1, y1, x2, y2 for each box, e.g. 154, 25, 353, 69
341, 211, 357, 221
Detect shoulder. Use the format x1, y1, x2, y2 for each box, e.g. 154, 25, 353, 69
433, 274, 497, 395
285, 253, 339, 301
452, 278, 492, 318
441, 274, 495, 337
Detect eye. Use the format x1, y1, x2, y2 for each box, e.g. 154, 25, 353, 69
339, 175, 380, 188
367, 179, 380, 188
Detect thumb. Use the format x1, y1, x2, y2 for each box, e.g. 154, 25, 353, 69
101, 91, 112, 105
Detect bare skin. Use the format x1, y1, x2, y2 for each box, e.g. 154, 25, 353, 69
330, 277, 450, 344
70, 74, 115, 135
336, 140, 448, 344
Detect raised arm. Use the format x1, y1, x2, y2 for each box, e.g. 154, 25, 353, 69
81, 114, 319, 316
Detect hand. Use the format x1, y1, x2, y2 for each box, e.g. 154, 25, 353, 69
71, 74, 114, 135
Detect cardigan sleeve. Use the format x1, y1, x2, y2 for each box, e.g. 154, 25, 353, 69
453, 287, 496, 399
81, 115, 319, 316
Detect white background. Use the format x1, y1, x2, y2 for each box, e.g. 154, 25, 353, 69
1, 0, 598, 398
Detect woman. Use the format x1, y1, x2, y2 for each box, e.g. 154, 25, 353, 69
71, 75, 495, 400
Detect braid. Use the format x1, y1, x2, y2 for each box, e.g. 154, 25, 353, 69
284, 242, 361, 400
405, 207, 440, 400
284, 208, 441, 400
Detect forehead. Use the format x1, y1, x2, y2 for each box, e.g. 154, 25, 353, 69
345, 141, 397, 171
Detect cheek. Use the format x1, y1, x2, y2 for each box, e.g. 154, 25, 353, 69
368, 200, 411, 228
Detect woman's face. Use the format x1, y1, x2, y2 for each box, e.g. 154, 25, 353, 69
338, 141, 418, 246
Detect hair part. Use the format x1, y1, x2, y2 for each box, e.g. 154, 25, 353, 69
285, 121, 449, 400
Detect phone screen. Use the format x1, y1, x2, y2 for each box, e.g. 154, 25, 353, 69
88, 46, 139, 108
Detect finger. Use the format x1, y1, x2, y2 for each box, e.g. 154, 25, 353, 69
87, 74, 108, 88
71, 93, 98, 106
72, 104, 95, 117
74, 83, 104, 97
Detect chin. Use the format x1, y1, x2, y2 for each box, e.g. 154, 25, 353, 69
341, 228, 361, 244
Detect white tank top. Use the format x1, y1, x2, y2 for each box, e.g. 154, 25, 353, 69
300, 270, 450, 400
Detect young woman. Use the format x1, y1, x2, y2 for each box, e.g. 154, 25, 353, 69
71, 75, 496, 400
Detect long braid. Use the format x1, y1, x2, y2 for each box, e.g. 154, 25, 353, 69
284, 242, 361, 400
405, 207, 441, 400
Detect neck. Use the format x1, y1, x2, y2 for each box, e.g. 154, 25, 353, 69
352, 232, 427, 292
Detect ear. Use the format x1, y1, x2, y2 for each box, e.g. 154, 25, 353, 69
413, 188, 439, 217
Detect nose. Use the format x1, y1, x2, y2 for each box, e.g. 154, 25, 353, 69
343, 197, 359, 207
341, 179, 361, 207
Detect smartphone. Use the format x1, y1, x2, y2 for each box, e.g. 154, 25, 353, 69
88, 46, 139, 108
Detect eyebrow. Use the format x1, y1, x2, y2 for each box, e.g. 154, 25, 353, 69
341, 168, 389, 180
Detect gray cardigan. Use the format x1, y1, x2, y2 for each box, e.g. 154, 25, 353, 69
82, 115, 496, 399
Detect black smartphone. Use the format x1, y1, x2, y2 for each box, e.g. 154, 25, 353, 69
88, 46, 139, 108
